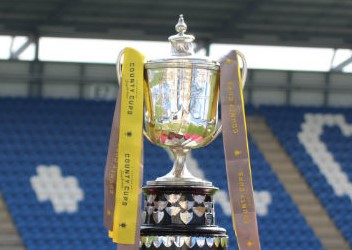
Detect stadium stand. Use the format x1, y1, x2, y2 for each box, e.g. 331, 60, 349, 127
195, 135, 323, 250
261, 105, 352, 248
0, 98, 325, 250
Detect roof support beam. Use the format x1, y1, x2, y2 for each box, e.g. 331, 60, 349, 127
10, 36, 34, 60
332, 55, 352, 72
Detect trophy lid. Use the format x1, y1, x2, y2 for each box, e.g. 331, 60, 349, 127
145, 15, 219, 70
168, 14, 195, 57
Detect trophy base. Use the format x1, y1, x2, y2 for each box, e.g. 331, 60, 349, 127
140, 185, 228, 249
140, 230, 228, 249
147, 167, 212, 187
146, 179, 212, 187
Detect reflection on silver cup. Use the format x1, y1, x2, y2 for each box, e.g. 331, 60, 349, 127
144, 67, 219, 149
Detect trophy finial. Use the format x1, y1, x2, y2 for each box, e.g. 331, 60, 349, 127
176, 14, 187, 35
168, 14, 195, 56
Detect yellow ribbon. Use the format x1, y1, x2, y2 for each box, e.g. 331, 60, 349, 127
109, 48, 145, 244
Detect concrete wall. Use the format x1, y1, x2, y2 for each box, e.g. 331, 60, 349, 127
0, 60, 351, 107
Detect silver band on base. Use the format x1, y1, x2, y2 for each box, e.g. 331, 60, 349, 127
140, 235, 228, 249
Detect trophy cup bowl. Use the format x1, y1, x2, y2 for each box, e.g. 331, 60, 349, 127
144, 61, 220, 150
143, 58, 221, 186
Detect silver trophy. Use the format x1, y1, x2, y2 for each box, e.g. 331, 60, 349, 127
116, 15, 247, 249
117, 14, 247, 187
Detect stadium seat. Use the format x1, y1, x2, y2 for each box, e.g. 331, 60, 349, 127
261, 105, 352, 247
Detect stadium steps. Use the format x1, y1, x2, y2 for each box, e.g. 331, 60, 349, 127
0, 193, 24, 250
247, 115, 350, 250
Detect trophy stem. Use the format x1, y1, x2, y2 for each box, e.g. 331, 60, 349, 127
171, 147, 189, 178
147, 148, 212, 186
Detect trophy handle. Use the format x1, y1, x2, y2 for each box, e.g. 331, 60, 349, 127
116, 48, 126, 85
203, 122, 223, 146
143, 130, 154, 144
236, 50, 247, 88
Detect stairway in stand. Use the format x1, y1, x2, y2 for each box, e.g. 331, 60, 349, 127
247, 115, 350, 250
0, 192, 24, 250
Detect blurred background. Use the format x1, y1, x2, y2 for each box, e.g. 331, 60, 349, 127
0, 0, 351, 249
